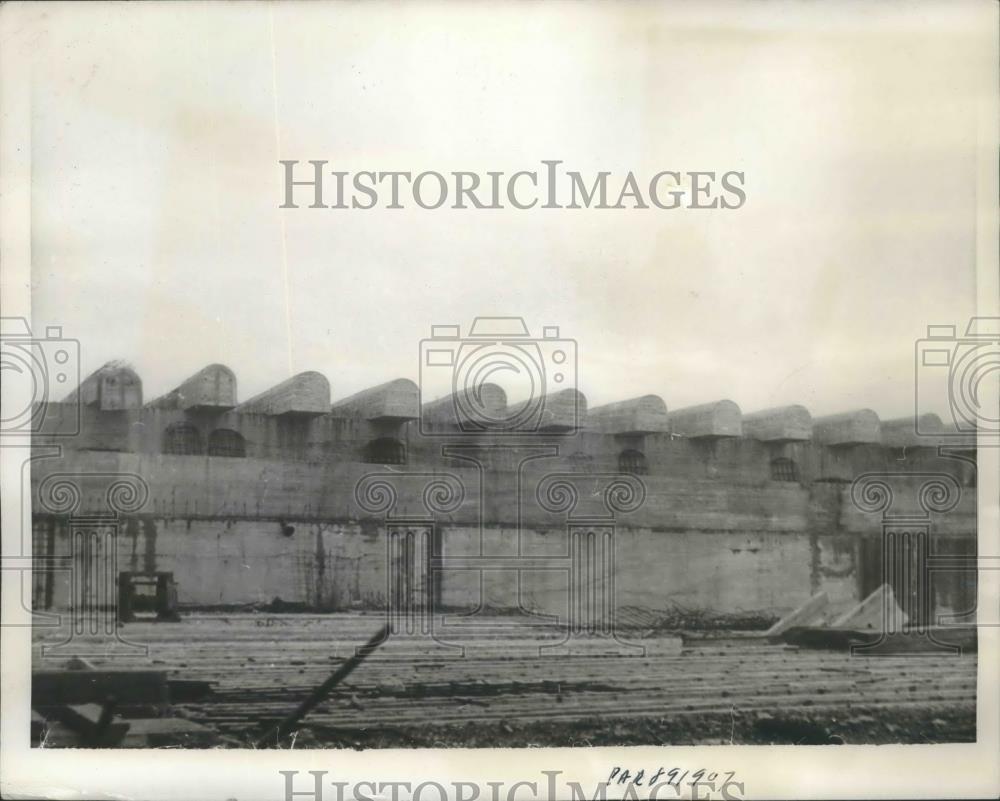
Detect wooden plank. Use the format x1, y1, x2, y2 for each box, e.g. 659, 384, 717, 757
31, 611, 976, 743
33, 670, 169, 707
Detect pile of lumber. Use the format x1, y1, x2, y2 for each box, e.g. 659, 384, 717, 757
32, 659, 221, 747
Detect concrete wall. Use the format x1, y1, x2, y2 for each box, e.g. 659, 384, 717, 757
32, 508, 972, 620
30, 393, 978, 620
436, 525, 861, 619
33, 516, 390, 611
36, 402, 977, 489
30, 446, 976, 618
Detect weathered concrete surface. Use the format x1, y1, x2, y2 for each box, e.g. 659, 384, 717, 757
507, 388, 585, 431
667, 400, 742, 438
33, 516, 392, 611
234, 371, 330, 416
813, 409, 881, 446
29, 439, 977, 619
588, 395, 669, 434
63, 361, 142, 411
146, 364, 237, 411
31, 362, 978, 624
331, 379, 419, 421
421, 383, 506, 429
32, 401, 978, 490
438, 526, 860, 619
743, 405, 812, 442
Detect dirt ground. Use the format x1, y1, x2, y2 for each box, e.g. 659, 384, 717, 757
253, 706, 976, 749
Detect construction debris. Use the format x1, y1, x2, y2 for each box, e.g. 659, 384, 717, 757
779, 625, 977, 654
254, 622, 390, 747
31, 612, 977, 747
31, 658, 223, 748
764, 592, 831, 640
33, 669, 170, 708
766, 585, 920, 650
832, 584, 908, 630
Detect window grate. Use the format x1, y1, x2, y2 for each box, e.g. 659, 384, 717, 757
208, 428, 246, 458
770, 457, 800, 482
162, 423, 203, 456
618, 449, 648, 476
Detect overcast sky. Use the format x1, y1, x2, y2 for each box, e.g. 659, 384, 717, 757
25, 1, 992, 419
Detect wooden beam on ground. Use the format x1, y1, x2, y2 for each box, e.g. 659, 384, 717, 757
254, 623, 390, 747
33, 670, 169, 707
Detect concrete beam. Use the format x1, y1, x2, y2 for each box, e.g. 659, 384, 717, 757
330, 379, 419, 421
234, 371, 330, 416
743, 405, 812, 442
587, 395, 669, 435
62, 361, 142, 411
667, 400, 742, 438
146, 364, 237, 411
812, 409, 881, 446
507, 388, 586, 432
421, 383, 506, 430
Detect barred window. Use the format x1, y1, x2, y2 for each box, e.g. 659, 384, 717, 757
366, 437, 406, 465
770, 457, 800, 482
162, 423, 203, 455
208, 428, 246, 458
618, 449, 648, 476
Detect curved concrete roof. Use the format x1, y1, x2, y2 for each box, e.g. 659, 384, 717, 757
331, 378, 419, 421
146, 363, 237, 411
743, 405, 812, 442
421, 383, 507, 429
667, 400, 742, 438
812, 409, 881, 445
63, 360, 143, 410
507, 387, 586, 431
588, 395, 669, 435
234, 371, 330, 416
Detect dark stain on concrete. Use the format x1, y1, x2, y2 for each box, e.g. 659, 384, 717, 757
142, 517, 158, 573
